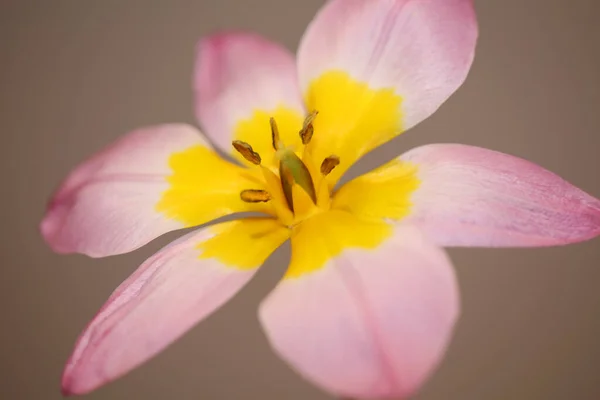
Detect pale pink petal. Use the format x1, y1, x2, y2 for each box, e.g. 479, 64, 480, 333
62, 218, 289, 395
401, 144, 600, 247
40, 124, 267, 258
41, 124, 196, 257
194, 31, 305, 154
298, 0, 477, 129
259, 226, 458, 399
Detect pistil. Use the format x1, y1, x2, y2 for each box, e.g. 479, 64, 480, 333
278, 149, 317, 211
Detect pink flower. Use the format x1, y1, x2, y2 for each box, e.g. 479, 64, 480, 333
41, 0, 600, 398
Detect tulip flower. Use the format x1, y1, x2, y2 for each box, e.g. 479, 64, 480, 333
41, 0, 600, 398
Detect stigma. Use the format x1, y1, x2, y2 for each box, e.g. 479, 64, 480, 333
231, 111, 339, 223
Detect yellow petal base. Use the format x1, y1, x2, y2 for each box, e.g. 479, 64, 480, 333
156, 144, 272, 227
198, 218, 290, 270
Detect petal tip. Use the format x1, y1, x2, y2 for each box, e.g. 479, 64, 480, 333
60, 377, 97, 397
195, 30, 289, 90
194, 30, 272, 118
60, 367, 90, 397
39, 201, 70, 254
60, 381, 77, 397
60, 351, 105, 396
195, 30, 271, 74
532, 188, 600, 246
39, 199, 87, 256
577, 199, 600, 242
39, 211, 57, 244
196, 30, 276, 52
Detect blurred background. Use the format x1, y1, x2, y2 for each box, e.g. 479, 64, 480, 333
1, 0, 600, 399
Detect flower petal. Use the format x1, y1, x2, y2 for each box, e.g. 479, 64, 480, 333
399, 144, 600, 246
260, 219, 458, 399
194, 32, 306, 168
41, 124, 270, 258
62, 217, 289, 395
297, 0, 478, 185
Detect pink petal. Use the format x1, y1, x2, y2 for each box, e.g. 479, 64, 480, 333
41, 124, 196, 257
40, 124, 265, 258
194, 31, 305, 154
297, 0, 478, 130
401, 144, 600, 247
259, 225, 458, 399
62, 218, 289, 395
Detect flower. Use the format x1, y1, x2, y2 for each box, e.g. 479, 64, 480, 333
40, 0, 600, 398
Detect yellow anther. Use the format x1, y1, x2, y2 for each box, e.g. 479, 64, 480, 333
299, 110, 318, 145
240, 189, 271, 203
232, 140, 261, 165
320, 155, 340, 175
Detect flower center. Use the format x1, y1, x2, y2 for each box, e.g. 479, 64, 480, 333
231, 111, 339, 226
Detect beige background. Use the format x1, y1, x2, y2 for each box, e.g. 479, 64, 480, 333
2, 0, 600, 399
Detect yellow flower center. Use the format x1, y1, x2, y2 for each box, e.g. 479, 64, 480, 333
156, 71, 421, 277
232, 111, 336, 227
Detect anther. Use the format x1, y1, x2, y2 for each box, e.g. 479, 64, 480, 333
299, 110, 318, 145
232, 140, 261, 165
320, 155, 340, 175
240, 189, 271, 203
270, 117, 282, 150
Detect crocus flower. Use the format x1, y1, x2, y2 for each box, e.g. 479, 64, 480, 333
41, 0, 600, 398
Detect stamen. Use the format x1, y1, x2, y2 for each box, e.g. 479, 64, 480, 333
270, 117, 282, 150
320, 155, 340, 175
232, 140, 261, 165
240, 189, 271, 203
299, 110, 318, 145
